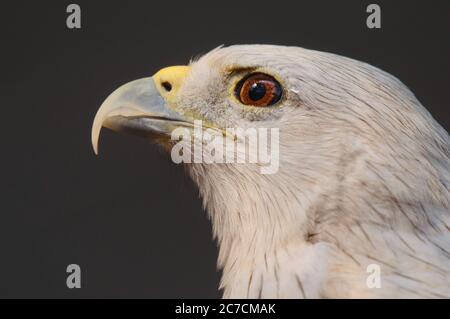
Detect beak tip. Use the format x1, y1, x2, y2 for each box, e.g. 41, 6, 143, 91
91, 140, 99, 155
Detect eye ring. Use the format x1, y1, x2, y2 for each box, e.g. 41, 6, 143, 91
235, 73, 282, 107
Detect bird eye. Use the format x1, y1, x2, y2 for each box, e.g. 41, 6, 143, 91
235, 73, 282, 107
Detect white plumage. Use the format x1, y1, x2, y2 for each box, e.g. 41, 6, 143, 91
93, 45, 450, 298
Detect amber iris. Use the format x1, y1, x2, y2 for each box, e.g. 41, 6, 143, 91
236, 73, 282, 107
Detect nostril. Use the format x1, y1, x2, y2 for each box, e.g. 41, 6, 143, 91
161, 81, 172, 92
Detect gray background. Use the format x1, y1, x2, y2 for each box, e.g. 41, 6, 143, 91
1, 0, 449, 298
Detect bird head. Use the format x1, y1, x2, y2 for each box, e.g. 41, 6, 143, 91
92, 45, 374, 185
92, 45, 350, 237
91, 45, 449, 275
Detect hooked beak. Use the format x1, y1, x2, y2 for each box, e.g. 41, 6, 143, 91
91, 66, 191, 154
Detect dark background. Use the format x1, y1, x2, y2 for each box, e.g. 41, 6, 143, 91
1, 0, 448, 298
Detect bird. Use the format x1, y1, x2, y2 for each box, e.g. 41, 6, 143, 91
92, 45, 450, 298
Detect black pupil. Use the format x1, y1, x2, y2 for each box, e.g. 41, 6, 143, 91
248, 82, 266, 101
